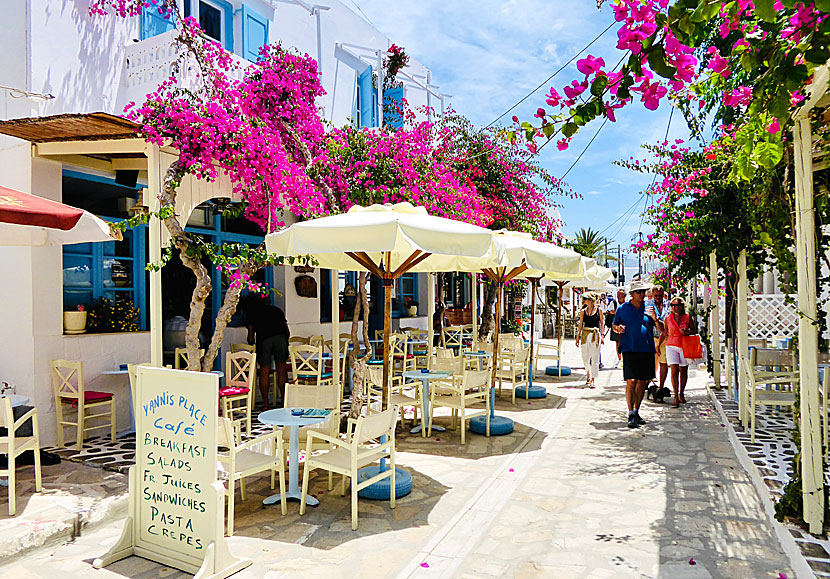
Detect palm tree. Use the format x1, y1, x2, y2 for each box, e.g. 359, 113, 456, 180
566, 227, 617, 263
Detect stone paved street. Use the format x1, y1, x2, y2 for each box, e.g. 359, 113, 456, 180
0, 341, 801, 578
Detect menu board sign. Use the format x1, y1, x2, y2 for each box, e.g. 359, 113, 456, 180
135, 366, 217, 565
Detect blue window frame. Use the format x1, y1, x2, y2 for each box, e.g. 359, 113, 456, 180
63, 220, 148, 330
383, 86, 404, 130
357, 66, 377, 128
140, 2, 176, 40
241, 4, 269, 62
393, 273, 418, 318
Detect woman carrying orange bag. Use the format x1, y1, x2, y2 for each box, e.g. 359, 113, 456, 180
665, 297, 697, 408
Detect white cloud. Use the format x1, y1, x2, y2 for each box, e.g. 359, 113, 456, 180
586, 190, 602, 196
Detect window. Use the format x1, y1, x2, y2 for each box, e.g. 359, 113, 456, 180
241, 5, 269, 62
383, 86, 405, 130
139, 1, 176, 40
63, 222, 148, 330
357, 67, 377, 128
393, 273, 418, 318
184, 0, 234, 50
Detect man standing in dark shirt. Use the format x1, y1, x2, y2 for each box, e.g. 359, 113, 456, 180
244, 297, 290, 409
612, 280, 664, 428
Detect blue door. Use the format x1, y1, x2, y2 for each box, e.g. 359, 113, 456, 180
358, 67, 376, 128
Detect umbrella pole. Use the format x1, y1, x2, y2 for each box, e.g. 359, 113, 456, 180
383, 279, 392, 410
557, 282, 564, 377
472, 273, 478, 342
528, 279, 536, 391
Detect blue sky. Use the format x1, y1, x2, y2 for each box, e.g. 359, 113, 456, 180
352, 0, 693, 271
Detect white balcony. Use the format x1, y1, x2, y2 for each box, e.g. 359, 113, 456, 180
116, 31, 252, 113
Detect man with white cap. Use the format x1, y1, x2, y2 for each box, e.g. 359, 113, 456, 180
611, 280, 664, 428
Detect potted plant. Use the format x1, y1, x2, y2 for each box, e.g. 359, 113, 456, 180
63, 305, 87, 334
404, 297, 419, 317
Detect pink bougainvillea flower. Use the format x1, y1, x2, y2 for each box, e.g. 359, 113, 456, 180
706, 46, 730, 77
576, 55, 606, 76
420, 563, 429, 568
509, 468, 514, 472
768, 119, 781, 135
556, 138, 570, 151
545, 87, 562, 107
689, 558, 696, 565
563, 80, 587, 100
534, 108, 546, 119
511, 115, 519, 123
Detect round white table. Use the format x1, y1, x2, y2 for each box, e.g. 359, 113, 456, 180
259, 408, 329, 507
463, 350, 492, 370
402, 370, 451, 434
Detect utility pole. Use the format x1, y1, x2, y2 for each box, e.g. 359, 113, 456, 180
637, 232, 643, 278
604, 239, 609, 268
617, 245, 624, 284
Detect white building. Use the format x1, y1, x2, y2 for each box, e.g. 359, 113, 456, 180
0, 0, 446, 445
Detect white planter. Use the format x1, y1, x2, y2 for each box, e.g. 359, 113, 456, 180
63, 311, 87, 334
407, 306, 418, 316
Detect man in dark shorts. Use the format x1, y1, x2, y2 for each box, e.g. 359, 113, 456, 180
612, 281, 663, 428
610, 288, 626, 368
244, 297, 290, 409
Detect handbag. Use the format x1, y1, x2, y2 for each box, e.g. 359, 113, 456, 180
682, 335, 703, 359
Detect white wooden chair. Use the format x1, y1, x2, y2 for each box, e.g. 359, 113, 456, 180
220, 351, 256, 435
51, 360, 115, 450
390, 333, 417, 377
174, 347, 205, 370
429, 368, 489, 443
216, 417, 286, 536
534, 342, 561, 376
495, 342, 530, 403
282, 381, 341, 453
442, 326, 464, 350
0, 397, 41, 516
289, 344, 333, 387
460, 324, 475, 350
363, 366, 421, 430
402, 328, 430, 369
742, 349, 798, 442
300, 406, 399, 530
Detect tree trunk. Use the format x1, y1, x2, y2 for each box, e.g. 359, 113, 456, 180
434, 272, 446, 340
478, 282, 498, 340
349, 273, 371, 420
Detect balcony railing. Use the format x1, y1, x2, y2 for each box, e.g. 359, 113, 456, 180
116, 31, 251, 112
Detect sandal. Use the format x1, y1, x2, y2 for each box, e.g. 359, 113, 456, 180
672, 399, 680, 408
679, 393, 687, 403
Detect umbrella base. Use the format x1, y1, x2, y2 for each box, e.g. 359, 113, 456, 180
469, 414, 514, 436
356, 466, 412, 500
545, 365, 572, 376
515, 384, 547, 399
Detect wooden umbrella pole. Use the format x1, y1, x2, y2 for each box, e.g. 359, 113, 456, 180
529, 278, 537, 387
382, 252, 392, 410
490, 280, 503, 394
557, 281, 564, 376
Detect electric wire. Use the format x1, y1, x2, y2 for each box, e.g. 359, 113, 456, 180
554, 117, 609, 180
487, 22, 615, 128
347, 0, 376, 28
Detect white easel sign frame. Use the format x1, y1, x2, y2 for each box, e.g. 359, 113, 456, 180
94, 366, 251, 578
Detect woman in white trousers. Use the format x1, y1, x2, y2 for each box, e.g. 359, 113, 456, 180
576, 292, 604, 387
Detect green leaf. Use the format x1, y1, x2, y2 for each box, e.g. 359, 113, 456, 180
753, 0, 777, 22
590, 75, 609, 97
740, 51, 759, 72
817, 0, 830, 10
755, 141, 783, 169
542, 123, 556, 139
628, 53, 643, 77
805, 46, 830, 65
646, 45, 678, 79
562, 122, 578, 138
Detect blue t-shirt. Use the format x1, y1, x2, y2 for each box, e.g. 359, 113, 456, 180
645, 299, 669, 337
613, 302, 656, 353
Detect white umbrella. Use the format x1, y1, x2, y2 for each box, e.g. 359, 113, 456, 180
0, 211, 114, 246
266, 202, 507, 404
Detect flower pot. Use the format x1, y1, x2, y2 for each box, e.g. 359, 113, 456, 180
63, 311, 87, 334
407, 306, 418, 316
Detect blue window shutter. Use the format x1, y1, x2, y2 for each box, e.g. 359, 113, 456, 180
384, 86, 404, 130
241, 5, 269, 62
140, 3, 176, 40
358, 67, 376, 128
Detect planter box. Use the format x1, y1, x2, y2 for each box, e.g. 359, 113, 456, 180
63, 311, 87, 334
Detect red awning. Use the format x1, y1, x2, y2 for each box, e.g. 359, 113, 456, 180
0, 185, 83, 230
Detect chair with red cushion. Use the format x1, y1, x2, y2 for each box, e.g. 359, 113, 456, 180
51, 360, 115, 450
220, 350, 256, 435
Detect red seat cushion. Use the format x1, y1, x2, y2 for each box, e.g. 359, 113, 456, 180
64, 390, 113, 408
393, 354, 415, 359
219, 386, 250, 397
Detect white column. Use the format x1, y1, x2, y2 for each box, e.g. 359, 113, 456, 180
709, 252, 720, 387
794, 114, 824, 532
331, 269, 340, 396
472, 273, 478, 341
146, 144, 163, 366
737, 250, 749, 425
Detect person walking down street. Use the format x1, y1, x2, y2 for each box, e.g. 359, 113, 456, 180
576, 292, 604, 387
612, 281, 664, 428
665, 297, 696, 407
610, 288, 626, 368
646, 284, 670, 402
243, 296, 290, 410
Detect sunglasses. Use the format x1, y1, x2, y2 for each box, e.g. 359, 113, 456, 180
671, 303, 682, 307
631, 289, 646, 294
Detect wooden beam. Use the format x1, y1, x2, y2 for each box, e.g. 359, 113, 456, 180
345, 251, 383, 278
503, 263, 529, 283
392, 250, 432, 278
794, 113, 824, 533
34, 138, 147, 156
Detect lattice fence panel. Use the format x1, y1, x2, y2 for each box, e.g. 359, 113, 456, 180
717, 294, 799, 341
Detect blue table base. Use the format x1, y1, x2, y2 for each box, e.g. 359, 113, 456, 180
356, 466, 412, 499
469, 414, 514, 436
515, 384, 547, 399
545, 365, 572, 376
